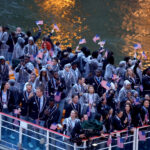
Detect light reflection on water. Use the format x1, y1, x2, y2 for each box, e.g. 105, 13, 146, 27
34, 0, 85, 50
0, 0, 150, 68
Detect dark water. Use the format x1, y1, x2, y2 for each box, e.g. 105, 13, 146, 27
0, 0, 150, 67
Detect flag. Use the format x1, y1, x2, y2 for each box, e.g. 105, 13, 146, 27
79, 38, 86, 45
93, 34, 100, 43
35, 20, 43, 25
142, 51, 147, 59
117, 137, 124, 148
107, 136, 112, 147
98, 40, 106, 47
37, 52, 43, 59
30, 55, 35, 61
133, 43, 141, 50
47, 61, 53, 65
54, 91, 61, 102
144, 114, 149, 123
101, 80, 111, 90
50, 123, 57, 130
138, 131, 146, 141
53, 24, 59, 31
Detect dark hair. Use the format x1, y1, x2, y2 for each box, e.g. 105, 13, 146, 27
26, 31, 32, 37
124, 56, 130, 63
67, 47, 72, 53
39, 70, 48, 81
92, 51, 98, 59
53, 57, 58, 63
36, 86, 44, 93
1, 82, 8, 91
72, 94, 79, 99
94, 113, 102, 121
116, 109, 123, 115
107, 55, 114, 65
56, 41, 60, 46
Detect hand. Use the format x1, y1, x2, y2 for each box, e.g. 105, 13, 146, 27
28, 92, 34, 99
44, 109, 49, 115
79, 134, 85, 138
124, 118, 128, 124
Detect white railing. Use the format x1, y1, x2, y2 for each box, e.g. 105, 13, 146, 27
0, 112, 150, 150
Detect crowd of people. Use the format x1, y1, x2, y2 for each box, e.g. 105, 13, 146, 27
0, 25, 150, 144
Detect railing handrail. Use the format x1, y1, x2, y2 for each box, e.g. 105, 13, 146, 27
0, 112, 70, 139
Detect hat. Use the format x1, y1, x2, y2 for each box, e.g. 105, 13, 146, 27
64, 63, 71, 68
124, 80, 131, 86
0, 56, 5, 60
8, 79, 15, 86
28, 36, 34, 41
40, 67, 47, 72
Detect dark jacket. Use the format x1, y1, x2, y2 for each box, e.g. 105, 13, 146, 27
65, 102, 81, 119
28, 95, 48, 120
0, 89, 16, 112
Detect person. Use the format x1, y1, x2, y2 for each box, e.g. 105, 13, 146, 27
0, 26, 9, 58
63, 110, 80, 136
72, 77, 85, 96
34, 68, 49, 96
19, 83, 34, 121
80, 85, 100, 119
65, 94, 81, 119
12, 37, 25, 64
15, 56, 33, 92
44, 97, 60, 129
112, 109, 125, 131
25, 25, 41, 45
86, 69, 105, 97
28, 87, 48, 126
36, 41, 51, 68
143, 67, 150, 95
23, 36, 38, 57
59, 63, 75, 98
0, 56, 9, 84
140, 99, 150, 125
0, 82, 16, 114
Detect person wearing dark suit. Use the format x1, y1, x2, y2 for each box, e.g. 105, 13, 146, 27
65, 94, 81, 119
0, 57, 9, 85
44, 97, 60, 129
19, 83, 34, 121
28, 87, 48, 126
112, 109, 125, 131
140, 99, 150, 125
121, 104, 133, 128
86, 69, 105, 97
0, 82, 16, 114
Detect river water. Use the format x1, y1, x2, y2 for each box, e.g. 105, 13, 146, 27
0, 0, 150, 67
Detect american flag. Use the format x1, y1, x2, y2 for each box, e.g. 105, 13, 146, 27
93, 34, 100, 43
107, 136, 112, 147
50, 123, 57, 130
101, 80, 111, 90
35, 20, 43, 25
117, 137, 124, 148
37, 52, 43, 59
54, 91, 61, 102
98, 40, 106, 47
133, 43, 141, 50
144, 114, 149, 123
79, 38, 86, 45
53, 24, 59, 31
138, 131, 146, 141
142, 51, 147, 59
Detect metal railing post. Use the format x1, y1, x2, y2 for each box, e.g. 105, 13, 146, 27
74, 143, 77, 150
136, 128, 139, 150
19, 124, 23, 149
0, 114, 2, 141
133, 128, 136, 150
46, 130, 49, 150
108, 135, 112, 150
